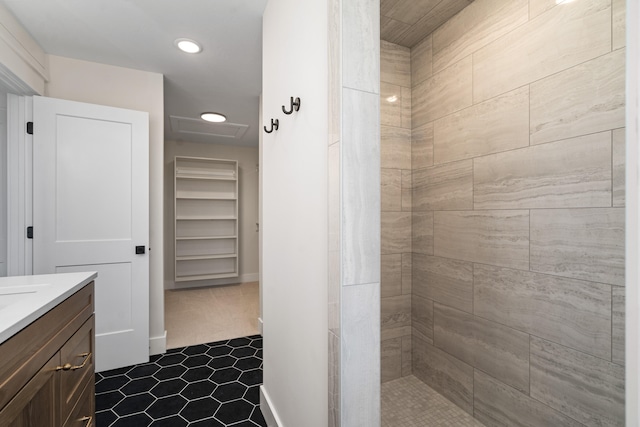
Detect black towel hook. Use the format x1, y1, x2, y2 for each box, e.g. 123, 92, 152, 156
264, 118, 279, 134
282, 97, 301, 115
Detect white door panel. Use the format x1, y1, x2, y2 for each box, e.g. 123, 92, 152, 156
33, 95, 149, 372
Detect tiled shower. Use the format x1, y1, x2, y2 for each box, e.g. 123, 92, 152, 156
380, 0, 626, 425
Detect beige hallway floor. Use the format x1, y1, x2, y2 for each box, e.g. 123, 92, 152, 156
164, 281, 260, 349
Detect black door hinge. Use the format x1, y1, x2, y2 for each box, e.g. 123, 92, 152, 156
26, 122, 33, 135
26, 226, 33, 239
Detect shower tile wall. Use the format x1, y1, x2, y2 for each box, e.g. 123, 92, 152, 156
380, 40, 413, 383
407, 0, 626, 425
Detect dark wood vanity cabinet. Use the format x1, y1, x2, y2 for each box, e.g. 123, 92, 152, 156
0, 282, 95, 427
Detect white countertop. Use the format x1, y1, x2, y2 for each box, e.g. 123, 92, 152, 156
0, 272, 97, 345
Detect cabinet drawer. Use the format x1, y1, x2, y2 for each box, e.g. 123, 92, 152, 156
60, 316, 94, 425
63, 379, 94, 427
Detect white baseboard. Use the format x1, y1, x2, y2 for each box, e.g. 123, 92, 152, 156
149, 331, 167, 356
166, 273, 259, 290
260, 386, 283, 427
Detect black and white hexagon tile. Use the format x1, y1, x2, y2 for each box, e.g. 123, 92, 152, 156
95, 335, 267, 427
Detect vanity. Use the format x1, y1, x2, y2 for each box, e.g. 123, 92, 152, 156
0, 272, 97, 427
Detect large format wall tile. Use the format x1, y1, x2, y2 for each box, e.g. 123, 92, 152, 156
381, 125, 411, 169
381, 337, 402, 382
401, 253, 412, 295
412, 56, 472, 127
382, 212, 412, 254
434, 304, 529, 392
401, 335, 412, 376
381, 168, 402, 211
529, 0, 559, 20
434, 211, 529, 270
613, 0, 626, 50
530, 208, 625, 286
530, 49, 625, 145
412, 211, 434, 255
412, 122, 434, 170
381, 40, 411, 87
412, 294, 434, 340
381, 294, 412, 333
432, 0, 528, 73
380, 16, 411, 45
401, 87, 411, 129
433, 86, 529, 165
474, 264, 612, 359
473, 0, 611, 103
381, 0, 443, 25
413, 160, 473, 211
474, 132, 612, 209
412, 254, 473, 313
612, 287, 625, 365
413, 336, 474, 414
381, 254, 402, 298
343, 88, 381, 286
343, 0, 380, 93
530, 337, 625, 427
401, 170, 412, 211
381, 83, 403, 127
613, 128, 626, 207
474, 370, 584, 427
411, 35, 433, 87
395, 0, 471, 47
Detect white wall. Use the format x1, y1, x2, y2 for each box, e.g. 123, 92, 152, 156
261, 0, 328, 425
45, 55, 166, 354
164, 140, 259, 289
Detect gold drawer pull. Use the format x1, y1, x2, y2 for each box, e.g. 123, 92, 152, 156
56, 352, 92, 371
79, 415, 92, 427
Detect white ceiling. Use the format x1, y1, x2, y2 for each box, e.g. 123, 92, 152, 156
0, 0, 268, 147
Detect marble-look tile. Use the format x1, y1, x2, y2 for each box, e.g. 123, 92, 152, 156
328, 0, 341, 145
413, 56, 473, 127
412, 327, 433, 346
473, 0, 611, 103
381, 337, 402, 382
412, 211, 434, 255
383, 325, 412, 341
432, 0, 528, 73
381, 16, 411, 45
329, 141, 340, 253
329, 249, 341, 335
530, 337, 625, 427
382, 211, 412, 254
530, 49, 625, 145
613, 0, 626, 50
411, 35, 432, 88
613, 128, 625, 207
412, 122, 434, 171
328, 331, 340, 427
381, 168, 402, 212
381, 125, 411, 169
412, 294, 434, 340
343, 0, 380, 93
401, 170, 412, 212
612, 286, 625, 365
433, 86, 529, 165
401, 86, 411, 129
381, 294, 412, 333
413, 160, 473, 211
474, 370, 584, 427
381, 40, 411, 87
343, 88, 381, 286
382, 0, 444, 25
401, 253, 412, 295
474, 132, 612, 209
381, 254, 402, 298
474, 264, 612, 360
530, 208, 625, 286
412, 254, 473, 314
434, 303, 530, 392
529, 0, 557, 20
434, 210, 530, 270
401, 335, 412, 377
341, 282, 380, 427
413, 336, 474, 415
381, 83, 403, 127
396, 0, 471, 47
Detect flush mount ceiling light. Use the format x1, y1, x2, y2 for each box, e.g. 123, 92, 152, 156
201, 112, 227, 123
175, 38, 202, 53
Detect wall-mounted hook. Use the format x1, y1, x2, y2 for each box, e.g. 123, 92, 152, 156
264, 118, 279, 133
282, 97, 301, 115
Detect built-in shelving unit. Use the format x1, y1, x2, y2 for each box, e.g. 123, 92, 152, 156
174, 156, 239, 282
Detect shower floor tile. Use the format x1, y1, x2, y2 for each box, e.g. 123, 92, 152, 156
382, 375, 485, 427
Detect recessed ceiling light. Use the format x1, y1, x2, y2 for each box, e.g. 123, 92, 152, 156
175, 38, 202, 53
201, 112, 227, 123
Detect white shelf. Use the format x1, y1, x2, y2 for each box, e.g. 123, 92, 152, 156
175, 156, 239, 282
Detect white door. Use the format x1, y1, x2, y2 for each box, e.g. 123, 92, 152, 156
32, 96, 149, 372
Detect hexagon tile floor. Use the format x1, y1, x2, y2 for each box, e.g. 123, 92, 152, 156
95, 335, 266, 427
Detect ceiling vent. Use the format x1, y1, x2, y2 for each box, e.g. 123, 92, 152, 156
169, 115, 249, 139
